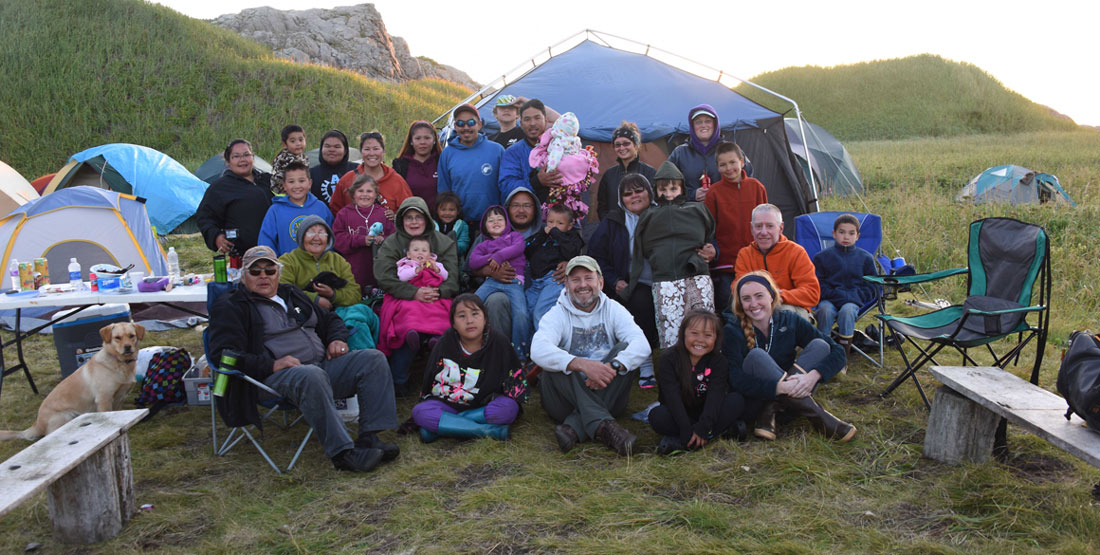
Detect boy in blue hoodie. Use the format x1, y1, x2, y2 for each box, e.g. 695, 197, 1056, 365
258, 161, 335, 256
812, 213, 878, 361
468, 206, 530, 358
438, 103, 505, 226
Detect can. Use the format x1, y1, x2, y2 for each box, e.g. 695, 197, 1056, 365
89, 271, 99, 292
18, 262, 34, 291
213, 255, 228, 283
33, 258, 50, 286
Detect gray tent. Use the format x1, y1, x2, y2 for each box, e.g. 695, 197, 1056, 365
784, 118, 863, 197
193, 153, 273, 184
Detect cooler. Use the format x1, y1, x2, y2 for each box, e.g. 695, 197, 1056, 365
52, 303, 132, 378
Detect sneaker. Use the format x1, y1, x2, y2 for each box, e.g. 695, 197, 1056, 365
405, 329, 420, 349
331, 447, 384, 472
655, 436, 687, 455
638, 377, 656, 390
427, 335, 439, 352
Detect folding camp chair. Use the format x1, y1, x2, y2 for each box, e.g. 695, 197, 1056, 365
794, 211, 885, 367
865, 217, 1050, 408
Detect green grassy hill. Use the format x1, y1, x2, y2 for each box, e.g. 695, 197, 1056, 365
737, 54, 1081, 141
0, 0, 470, 179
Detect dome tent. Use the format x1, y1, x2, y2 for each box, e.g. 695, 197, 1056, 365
0, 160, 39, 217
784, 118, 863, 197
0, 186, 167, 283
193, 152, 273, 184
957, 165, 1075, 206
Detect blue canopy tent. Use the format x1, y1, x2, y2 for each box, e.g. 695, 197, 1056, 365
436, 31, 816, 227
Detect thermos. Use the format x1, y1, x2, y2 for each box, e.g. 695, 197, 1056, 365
212, 349, 240, 397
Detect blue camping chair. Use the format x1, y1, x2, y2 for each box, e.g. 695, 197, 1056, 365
795, 211, 885, 367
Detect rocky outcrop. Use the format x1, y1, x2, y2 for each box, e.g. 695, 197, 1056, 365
211, 4, 477, 90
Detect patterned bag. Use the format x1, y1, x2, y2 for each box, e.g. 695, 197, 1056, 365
135, 348, 192, 418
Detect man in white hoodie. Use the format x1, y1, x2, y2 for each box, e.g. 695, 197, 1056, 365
530, 256, 652, 456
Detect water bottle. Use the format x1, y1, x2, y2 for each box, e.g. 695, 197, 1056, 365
68, 258, 82, 289
166, 247, 180, 279
7, 259, 17, 290
212, 349, 240, 397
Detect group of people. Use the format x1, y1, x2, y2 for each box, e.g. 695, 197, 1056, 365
200, 98, 877, 471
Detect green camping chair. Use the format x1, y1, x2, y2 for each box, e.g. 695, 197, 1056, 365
865, 218, 1050, 408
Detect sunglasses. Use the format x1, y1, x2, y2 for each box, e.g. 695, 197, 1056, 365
454, 118, 478, 128
247, 266, 278, 276
621, 187, 647, 196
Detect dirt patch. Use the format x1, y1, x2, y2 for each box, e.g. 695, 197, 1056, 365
1004, 452, 1076, 483
455, 463, 520, 489
876, 501, 952, 539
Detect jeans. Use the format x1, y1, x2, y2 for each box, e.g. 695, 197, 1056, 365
476, 278, 531, 358
816, 300, 860, 338
526, 272, 563, 332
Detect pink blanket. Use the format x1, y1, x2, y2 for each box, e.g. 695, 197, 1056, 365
377, 267, 452, 355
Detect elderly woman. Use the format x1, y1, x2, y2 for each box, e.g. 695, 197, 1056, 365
596, 121, 656, 221
724, 271, 856, 442
195, 139, 273, 255
588, 172, 659, 388
374, 197, 460, 394
277, 215, 361, 310
330, 132, 413, 218
391, 120, 442, 213
333, 174, 396, 294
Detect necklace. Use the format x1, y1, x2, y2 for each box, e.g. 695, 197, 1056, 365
755, 316, 774, 353
353, 203, 378, 230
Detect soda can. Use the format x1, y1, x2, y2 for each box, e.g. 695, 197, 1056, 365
89, 271, 99, 292
213, 255, 228, 283
33, 258, 50, 286
18, 262, 34, 291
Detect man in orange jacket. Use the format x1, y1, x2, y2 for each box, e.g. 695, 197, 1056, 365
734, 204, 820, 321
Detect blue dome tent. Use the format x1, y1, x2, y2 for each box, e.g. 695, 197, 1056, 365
957, 165, 1075, 206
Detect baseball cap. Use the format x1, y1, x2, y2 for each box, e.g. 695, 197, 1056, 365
453, 103, 479, 119
690, 107, 718, 121
494, 95, 517, 107
565, 255, 602, 276
241, 245, 281, 269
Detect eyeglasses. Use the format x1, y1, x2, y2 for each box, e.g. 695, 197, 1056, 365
248, 266, 278, 276
454, 118, 478, 128
621, 187, 646, 197
230, 153, 254, 160
304, 230, 329, 238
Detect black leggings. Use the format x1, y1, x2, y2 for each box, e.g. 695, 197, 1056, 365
648, 392, 752, 439
615, 283, 658, 346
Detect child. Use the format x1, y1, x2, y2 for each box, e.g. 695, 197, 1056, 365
467, 206, 530, 358
650, 309, 750, 454
527, 112, 600, 220
524, 203, 584, 330
630, 161, 717, 349
270, 124, 308, 195
704, 141, 767, 315
434, 192, 470, 258
333, 173, 395, 293
812, 213, 878, 361
257, 161, 333, 256
378, 237, 452, 358
411, 293, 529, 442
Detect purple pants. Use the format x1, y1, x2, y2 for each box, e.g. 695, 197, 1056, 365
411, 397, 520, 432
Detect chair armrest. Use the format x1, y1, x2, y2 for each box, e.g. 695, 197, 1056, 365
965, 305, 1046, 316
863, 267, 967, 286
214, 367, 280, 397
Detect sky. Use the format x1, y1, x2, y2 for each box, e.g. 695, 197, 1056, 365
151, 0, 1100, 126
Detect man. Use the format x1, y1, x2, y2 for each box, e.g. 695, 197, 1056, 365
530, 256, 652, 456
489, 95, 525, 148
208, 246, 399, 472
498, 98, 562, 202
437, 103, 505, 224
734, 204, 820, 320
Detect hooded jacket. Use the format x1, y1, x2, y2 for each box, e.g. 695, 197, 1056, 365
467, 206, 526, 283
666, 103, 722, 201
530, 288, 652, 374
596, 157, 657, 220
419, 327, 528, 410
329, 162, 412, 217
277, 215, 362, 308
374, 197, 460, 300
462, 187, 542, 278
627, 178, 715, 296
589, 176, 655, 296
257, 193, 334, 256
734, 235, 821, 311
195, 168, 274, 254
437, 133, 504, 222
333, 199, 395, 292
704, 170, 768, 271
722, 310, 845, 400
310, 130, 358, 204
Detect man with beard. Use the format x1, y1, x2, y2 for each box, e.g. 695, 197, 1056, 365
530, 256, 651, 456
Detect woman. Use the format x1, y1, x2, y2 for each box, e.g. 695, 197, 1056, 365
667, 104, 722, 202
333, 174, 396, 294
589, 172, 658, 388
309, 129, 358, 205
724, 271, 856, 442
391, 121, 441, 213
195, 139, 273, 255
277, 216, 362, 310
596, 121, 656, 220
330, 132, 413, 218
374, 197, 460, 394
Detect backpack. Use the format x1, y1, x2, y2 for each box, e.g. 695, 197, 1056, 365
135, 347, 192, 419
1056, 331, 1100, 430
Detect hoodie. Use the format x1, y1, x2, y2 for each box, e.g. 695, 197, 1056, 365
734, 234, 821, 311
309, 130, 359, 204
329, 162, 412, 217
437, 133, 504, 222
257, 193, 334, 256
333, 199, 395, 292
666, 103, 722, 200
467, 206, 526, 284
589, 176, 655, 296
374, 197, 460, 300
277, 215, 362, 308
530, 288, 652, 374
462, 187, 542, 278
596, 158, 657, 221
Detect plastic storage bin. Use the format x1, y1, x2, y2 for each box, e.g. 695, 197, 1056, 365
52, 303, 131, 378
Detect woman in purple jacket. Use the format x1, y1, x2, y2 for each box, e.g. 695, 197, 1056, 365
391, 120, 441, 213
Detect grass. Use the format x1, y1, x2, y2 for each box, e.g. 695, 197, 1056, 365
737, 54, 1080, 141
2, 130, 1100, 551
0, 0, 470, 180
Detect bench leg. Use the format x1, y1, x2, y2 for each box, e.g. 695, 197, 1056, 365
46, 433, 136, 544
923, 386, 1001, 464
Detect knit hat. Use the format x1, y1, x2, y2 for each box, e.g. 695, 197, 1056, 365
295, 214, 334, 251
654, 160, 685, 182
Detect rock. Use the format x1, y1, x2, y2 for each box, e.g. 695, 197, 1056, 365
211, 4, 478, 90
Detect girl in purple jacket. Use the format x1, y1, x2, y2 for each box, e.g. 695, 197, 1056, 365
467, 206, 530, 358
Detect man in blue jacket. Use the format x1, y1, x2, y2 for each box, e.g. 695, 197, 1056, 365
498, 98, 563, 203
437, 103, 504, 225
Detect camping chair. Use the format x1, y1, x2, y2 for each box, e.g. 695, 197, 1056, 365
794, 211, 885, 367
865, 218, 1050, 408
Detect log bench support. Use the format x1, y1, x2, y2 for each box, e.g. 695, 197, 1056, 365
923, 386, 1002, 463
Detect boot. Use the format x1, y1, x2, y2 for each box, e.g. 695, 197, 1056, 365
754, 401, 778, 440
436, 412, 511, 441
554, 424, 579, 453
655, 436, 686, 455
331, 447, 384, 472
457, 406, 487, 424
780, 395, 857, 442
594, 420, 636, 456
419, 427, 439, 444
355, 432, 400, 461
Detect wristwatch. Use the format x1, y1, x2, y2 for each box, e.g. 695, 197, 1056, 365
609, 360, 625, 373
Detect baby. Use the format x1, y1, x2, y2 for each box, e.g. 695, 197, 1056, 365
528, 112, 599, 220
397, 237, 448, 283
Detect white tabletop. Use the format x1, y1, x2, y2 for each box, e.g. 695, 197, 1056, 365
0, 282, 210, 311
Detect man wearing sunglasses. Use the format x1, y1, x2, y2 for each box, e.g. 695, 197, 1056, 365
208, 245, 400, 473
437, 103, 505, 225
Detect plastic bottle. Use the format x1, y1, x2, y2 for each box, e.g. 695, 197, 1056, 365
166, 247, 180, 279
68, 258, 82, 289
7, 258, 17, 290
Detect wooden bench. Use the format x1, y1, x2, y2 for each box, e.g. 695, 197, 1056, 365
924, 366, 1100, 468
0, 409, 148, 544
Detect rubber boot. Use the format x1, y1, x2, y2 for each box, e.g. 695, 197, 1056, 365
780, 395, 857, 442
754, 401, 778, 440
436, 412, 511, 441
457, 406, 487, 424
419, 427, 439, 444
